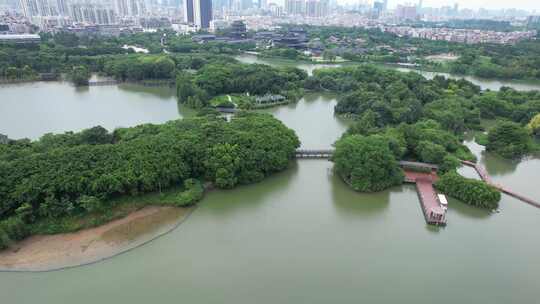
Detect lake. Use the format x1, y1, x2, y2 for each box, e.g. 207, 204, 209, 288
0, 81, 195, 140
0, 78, 539, 303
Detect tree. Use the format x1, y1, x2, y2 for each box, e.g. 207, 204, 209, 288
80, 126, 113, 145
333, 135, 404, 192
153, 56, 175, 78
69, 65, 90, 86
416, 141, 447, 164
486, 121, 532, 159
205, 143, 241, 188
527, 113, 540, 136
322, 50, 337, 62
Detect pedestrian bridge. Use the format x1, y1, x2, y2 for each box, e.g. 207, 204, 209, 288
294, 149, 334, 159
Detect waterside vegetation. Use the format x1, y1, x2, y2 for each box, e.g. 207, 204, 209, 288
0, 113, 299, 249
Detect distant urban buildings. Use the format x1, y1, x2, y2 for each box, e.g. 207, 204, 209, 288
395, 4, 417, 21
384, 26, 536, 44
183, 0, 194, 23
183, 0, 211, 29
284, 0, 329, 17
193, 0, 211, 28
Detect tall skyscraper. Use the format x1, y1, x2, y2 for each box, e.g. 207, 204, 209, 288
20, 0, 57, 17
115, 0, 146, 17
184, 0, 194, 23
20, 0, 39, 17
193, 0, 212, 28
56, 0, 67, 16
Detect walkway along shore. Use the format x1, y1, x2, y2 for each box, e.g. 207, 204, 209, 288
461, 161, 540, 209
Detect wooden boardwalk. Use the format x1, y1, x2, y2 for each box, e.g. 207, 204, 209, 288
461, 161, 540, 209
404, 171, 447, 226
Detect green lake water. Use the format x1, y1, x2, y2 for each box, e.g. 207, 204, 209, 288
0, 70, 539, 303
0, 81, 195, 140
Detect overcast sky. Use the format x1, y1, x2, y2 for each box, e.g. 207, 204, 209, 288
343, 0, 540, 11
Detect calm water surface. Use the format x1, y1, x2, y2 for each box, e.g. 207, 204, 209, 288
0, 78, 539, 303
0, 81, 195, 140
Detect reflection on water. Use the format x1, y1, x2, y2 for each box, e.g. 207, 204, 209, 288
260, 93, 353, 148
482, 154, 520, 176
330, 171, 391, 219
447, 197, 492, 220
464, 138, 520, 176
463, 138, 540, 203
0, 81, 190, 140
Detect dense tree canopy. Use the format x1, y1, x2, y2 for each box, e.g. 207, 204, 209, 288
333, 135, 404, 192
486, 121, 532, 159
176, 62, 307, 108
0, 113, 299, 248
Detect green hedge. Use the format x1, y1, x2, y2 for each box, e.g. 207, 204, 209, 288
435, 172, 501, 209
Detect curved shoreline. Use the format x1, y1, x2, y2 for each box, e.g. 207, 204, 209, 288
0, 205, 198, 273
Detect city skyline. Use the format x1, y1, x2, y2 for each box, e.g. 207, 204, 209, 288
337, 0, 540, 11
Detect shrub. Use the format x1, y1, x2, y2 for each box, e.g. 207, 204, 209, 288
174, 179, 204, 207
78, 195, 104, 213
0, 216, 30, 243
0, 228, 11, 249
439, 155, 461, 174
435, 172, 501, 209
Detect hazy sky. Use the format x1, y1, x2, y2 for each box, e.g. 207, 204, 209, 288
343, 0, 540, 11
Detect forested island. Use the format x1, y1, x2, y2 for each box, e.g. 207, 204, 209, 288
307, 65, 537, 207
0, 113, 299, 249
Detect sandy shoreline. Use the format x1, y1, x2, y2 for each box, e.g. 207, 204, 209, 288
0, 206, 194, 272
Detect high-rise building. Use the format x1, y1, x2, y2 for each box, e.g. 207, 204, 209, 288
193, 0, 211, 28
240, 0, 251, 10
372, 1, 384, 18
305, 0, 328, 17
56, 0, 67, 16
70, 2, 116, 24
184, 0, 194, 23
20, 0, 40, 17
20, 0, 60, 17
285, 0, 305, 15
396, 4, 417, 20
115, 0, 146, 17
